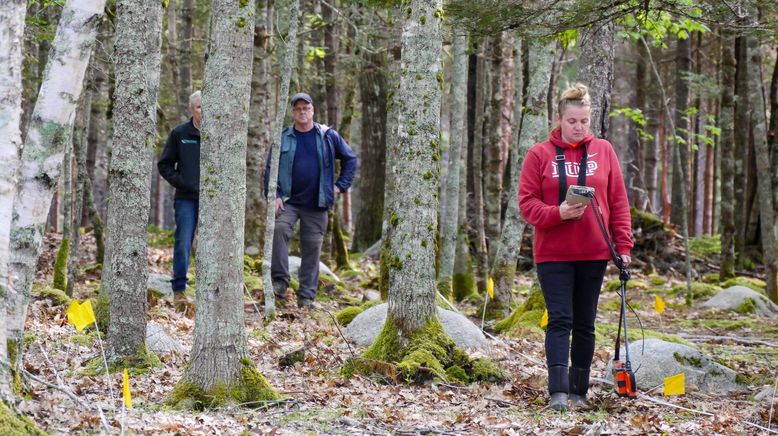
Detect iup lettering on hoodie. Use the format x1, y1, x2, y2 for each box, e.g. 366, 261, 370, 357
551, 155, 599, 178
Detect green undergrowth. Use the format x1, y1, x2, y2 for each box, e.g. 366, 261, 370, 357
452, 272, 476, 302
32, 283, 72, 307
494, 288, 545, 335
168, 358, 281, 410
670, 282, 722, 300
736, 297, 758, 314
600, 299, 644, 312
676, 318, 777, 338
647, 273, 667, 286
148, 225, 174, 248
720, 276, 766, 292
688, 234, 721, 258
631, 207, 668, 232
0, 401, 46, 436
342, 316, 504, 385
594, 323, 692, 347
82, 346, 162, 376
334, 300, 382, 326
603, 279, 649, 293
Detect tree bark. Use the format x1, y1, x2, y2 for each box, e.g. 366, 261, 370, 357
644, 44, 659, 213
381, 0, 443, 340
66, 84, 92, 297
483, 35, 504, 261
172, 0, 279, 406
53, 137, 73, 292
719, 32, 736, 279
262, 0, 300, 320
178, 0, 194, 120
768, 39, 778, 222
244, 0, 274, 253
438, 34, 467, 297
577, 21, 615, 138
167, 0, 185, 121
626, 43, 647, 209
734, 36, 749, 269
353, 50, 388, 252
488, 39, 554, 320
323, 1, 339, 128
670, 35, 691, 228
746, 35, 777, 303
0, 0, 27, 401
7, 0, 106, 346
103, 0, 163, 364
468, 41, 489, 295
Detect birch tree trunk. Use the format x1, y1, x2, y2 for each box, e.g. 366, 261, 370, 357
746, 35, 778, 303
244, 0, 274, 253
262, 0, 300, 320
719, 31, 736, 280
6, 0, 105, 346
438, 33, 467, 297
353, 50, 388, 252
103, 0, 163, 365
0, 0, 27, 401
171, 0, 280, 408
577, 21, 614, 138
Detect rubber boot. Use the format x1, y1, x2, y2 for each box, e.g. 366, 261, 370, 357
548, 366, 569, 412
569, 367, 590, 408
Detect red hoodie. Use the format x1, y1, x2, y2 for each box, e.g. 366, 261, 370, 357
518, 129, 633, 263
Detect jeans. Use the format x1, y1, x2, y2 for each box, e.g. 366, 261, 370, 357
172, 198, 198, 292
271, 203, 329, 300
537, 260, 607, 392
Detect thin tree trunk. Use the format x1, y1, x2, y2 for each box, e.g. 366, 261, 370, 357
173, 0, 280, 405
626, 43, 646, 208
660, 109, 670, 223
53, 135, 73, 291
438, 34, 467, 298
178, 0, 193, 121
262, 0, 300, 320
734, 36, 749, 269
483, 35, 504, 261
244, 0, 274, 253
670, 35, 691, 228
768, 41, 778, 222
104, 0, 163, 364
86, 176, 104, 264
67, 84, 92, 297
703, 98, 716, 235
167, 0, 184, 121
488, 39, 554, 320
746, 34, 777, 303
0, 0, 27, 401
469, 42, 488, 295
323, 1, 339, 128
353, 50, 388, 252
84, 42, 108, 226
6, 0, 106, 347
577, 21, 615, 138
644, 44, 660, 213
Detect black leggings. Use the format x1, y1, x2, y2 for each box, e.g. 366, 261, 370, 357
537, 260, 607, 370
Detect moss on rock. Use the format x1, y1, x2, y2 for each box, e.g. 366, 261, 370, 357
335, 307, 363, 326
0, 402, 46, 436
735, 297, 758, 314
32, 284, 72, 307
494, 287, 546, 334
720, 276, 766, 292
243, 273, 263, 292
168, 360, 280, 410
670, 282, 722, 299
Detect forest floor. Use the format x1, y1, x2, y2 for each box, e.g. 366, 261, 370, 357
17, 230, 778, 435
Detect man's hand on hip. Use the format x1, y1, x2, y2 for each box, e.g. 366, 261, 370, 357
275, 198, 284, 216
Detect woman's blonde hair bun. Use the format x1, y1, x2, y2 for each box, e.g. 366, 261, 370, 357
558, 82, 591, 115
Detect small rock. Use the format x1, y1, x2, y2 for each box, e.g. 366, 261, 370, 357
702, 286, 778, 317
288, 256, 341, 283
362, 239, 382, 259
363, 290, 381, 301
755, 386, 777, 402
147, 273, 172, 297
245, 246, 260, 256
343, 303, 487, 349
606, 338, 746, 394
278, 347, 305, 369
146, 322, 184, 355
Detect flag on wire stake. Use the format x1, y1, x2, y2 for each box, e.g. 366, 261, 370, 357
663, 372, 685, 396
123, 368, 132, 409
540, 309, 548, 329
655, 294, 666, 332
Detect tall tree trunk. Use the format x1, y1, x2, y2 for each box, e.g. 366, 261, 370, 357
261, 0, 300, 320
768, 41, 778, 222
244, 0, 274, 253
53, 140, 73, 292
374, 0, 442, 341
0, 0, 27, 401
103, 0, 163, 365
66, 84, 92, 297
577, 21, 615, 138
172, 0, 280, 407
747, 35, 778, 303
468, 42, 488, 295
84, 39, 109, 226
719, 31, 735, 280
322, 1, 339, 128
483, 35, 504, 261
438, 34, 467, 298
6, 0, 105, 348
353, 50, 388, 252
488, 39, 554, 320
626, 43, 646, 208
644, 44, 660, 213
734, 36, 749, 269
167, 0, 185, 121
178, 0, 194, 120
670, 35, 691, 228
703, 98, 716, 235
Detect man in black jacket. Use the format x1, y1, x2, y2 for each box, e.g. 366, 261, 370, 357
158, 91, 201, 311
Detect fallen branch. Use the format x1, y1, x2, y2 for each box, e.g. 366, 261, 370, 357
677, 333, 778, 348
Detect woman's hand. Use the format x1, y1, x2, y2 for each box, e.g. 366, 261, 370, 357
620, 254, 631, 267
559, 201, 586, 220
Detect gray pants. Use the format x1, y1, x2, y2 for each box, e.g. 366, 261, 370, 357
271, 203, 329, 300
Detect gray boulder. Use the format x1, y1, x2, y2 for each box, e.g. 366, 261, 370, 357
607, 338, 746, 394
147, 273, 172, 297
288, 256, 341, 283
146, 322, 184, 355
702, 286, 778, 317
343, 303, 487, 349
755, 386, 777, 403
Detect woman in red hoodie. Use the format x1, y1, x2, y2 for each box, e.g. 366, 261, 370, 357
518, 83, 633, 411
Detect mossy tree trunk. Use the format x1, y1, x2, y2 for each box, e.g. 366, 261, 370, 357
719, 31, 736, 280
483, 35, 504, 262
438, 34, 467, 299
6, 0, 105, 349
53, 141, 73, 292
746, 34, 778, 303
487, 39, 553, 321
103, 0, 163, 364
0, 0, 27, 401
261, 0, 300, 320
66, 82, 91, 297
577, 21, 614, 139
244, 0, 274, 253
172, 0, 279, 408
374, 0, 443, 343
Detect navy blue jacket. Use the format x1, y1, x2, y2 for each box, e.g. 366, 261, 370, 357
264, 123, 357, 209
158, 119, 200, 200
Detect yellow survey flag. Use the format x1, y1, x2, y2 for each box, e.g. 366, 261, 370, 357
486, 277, 494, 299
540, 309, 548, 329
663, 372, 685, 396
123, 368, 133, 409
654, 295, 666, 315
66, 299, 96, 332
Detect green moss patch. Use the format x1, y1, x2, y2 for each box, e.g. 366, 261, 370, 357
735, 297, 758, 314
452, 273, 476, 302
494, 287, 545, 334
83, 346, 162, 375
0, 402, 46, 436
168, 360, 280, 410
32, 283, 72, 307
147, 225, 174, 248
688, 234, 720, 258
604, 279, 649, 293
334, 300, 381, 327
720, 276, 766, 292
52, 238, 70, 291
648, 273, 667, 286
670, 282, 722, 299
594, 323, 691, 347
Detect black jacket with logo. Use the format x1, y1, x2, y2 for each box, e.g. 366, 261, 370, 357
158, 119, 201, 200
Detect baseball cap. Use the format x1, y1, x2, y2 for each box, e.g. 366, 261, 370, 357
290, 92, 313, 106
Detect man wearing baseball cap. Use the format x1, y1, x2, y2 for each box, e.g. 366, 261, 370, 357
264, 92, 357, 308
